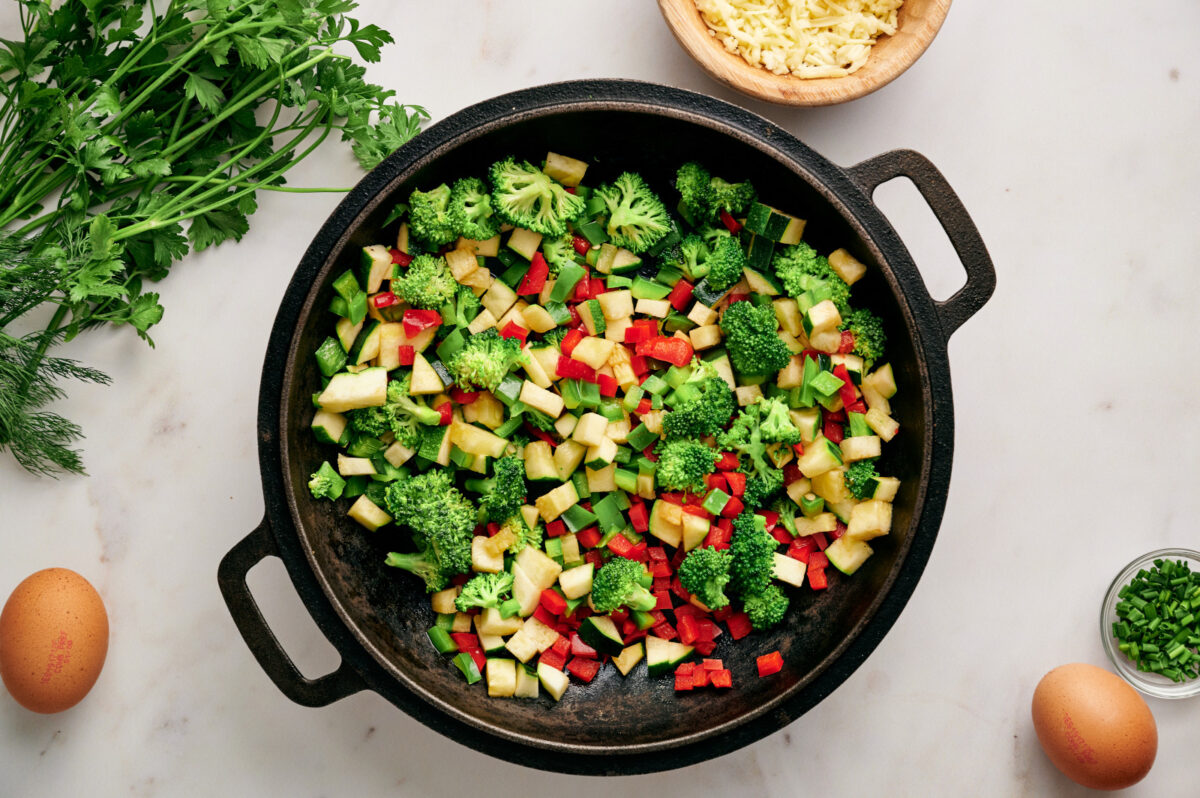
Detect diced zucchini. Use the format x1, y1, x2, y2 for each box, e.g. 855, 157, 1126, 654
449, 420, 509, 458
519, 380, 564, 418
840, 435, 882, 462
828, 248, 867, 286
558, 561, 594, 600
537, 660, 570, 701
826, 535, 874, 574
744, 202, 806, 244
795, 436, 844, 478
570, 336, 615, 370
317, 367, 388, 413
645, 635, 694, 677
543, 151, 588, 187
535, 480, 579, 522
311, 409, 347, 445
847, 500, 892, 540
772, 552, 807, 587
578, 615, 624, 656
613, 642, 644, 676
347, 495, 391, 531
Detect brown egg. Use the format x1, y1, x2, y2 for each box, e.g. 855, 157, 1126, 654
0, 568, 109, 713
1031, 662, 1157, 790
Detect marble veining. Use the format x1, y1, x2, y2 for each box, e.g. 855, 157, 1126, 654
3, 1, 1200, 796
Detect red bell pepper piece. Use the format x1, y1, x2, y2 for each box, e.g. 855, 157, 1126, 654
390, 248, 413, 267
648, 560, 672, 578
597, 373, 618, 397
540, 588, 568, 616
811, 531, 829, 551
560, 328, 585, 357
756, 508, 779, 530
435, 402, 452, 426
719, 496, 744, 518
546, 519, 566, 538
450, 633, 479, 651
556, 355, 596, 382
824, 407, 848, 423
651, 622, 678, 641
833, 363, 857, 410
647, 545, 668, 562
635, 398, 653, 414
551, 634, 572, 658
573, 268, 592, 301
691, 667, 710, 688
782, 463, 805, 485
702, 524, 732, 550
845, 399, 868, 414
674, 670, 694, 692
572, 235, 591, 256
833, 520, 847, 539
397, 345, 415, 366
627, 541, 648, 562
653, 591, 672, 611
838, 330, 856, 354
607, 533, 636, 559
499, 321, 528, 342
589, 277, 606, 297
517, 252, 549, 296
787, 537, 815, 562
726, 292, 749, 305
629, 353, 649, 375
567, 657, 602, 682
769, 526, 792, 545
723, 470, 746, 498
701, 658, 725, 671
757, 651, 784, 677
725, 612, 753, 640
467, 648, 486, 672
823, 417, 845, 444
449, 387, 479, 404
539, 648, 567, 671
636, 336, 693, 367
719, 209, 742, 233
714, 451, 739, 471
808, 566, 828, 591
704, 472, 727, 492
677, 614, 700, 646
628, 502, 650, 533
710, 669, 733, 689
486, 522, 501, 536
808, 551, 829, 571
402, 308, 442, 338
667, 279, 694, 312
371, 291, 397, 308
569, 633, 599, 659
659, 492, 684, 506
525, 423, 556, 447
575, 526, 602, 548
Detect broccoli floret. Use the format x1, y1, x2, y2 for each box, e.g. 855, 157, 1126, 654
466, 456, 527, 523
489, 157, 584, 236
674, 161, 713, 225
520, 407, 557, 432
719, 300, 791, 377
773, 242, 851, 314
589, 558, 656, 613
500, 513, 543, 555
383, 470, 476, 576
661, 359, 735, 439
347, 375, 441, 449
540, 326, 569, 349
773, 497, 799, 538
743, 584, 789, 630
841, 308, 886, 367
678, 233, 711, 281
384, 541, 452, 593
454, 283, 481, 329
407, 183, 456, 247
448, 176, 500, 241
701, 225, 732, 249
729, 511, 776, 599
454, 571, 515, 612
709, 175, 755, 219
704, 234, 747, 293
654, 437, 718, 494
445, 328, 527, 392
843, 459, 880, 500
594, 172, 671, 254
307, 461, 346, 500
540, 233, 577, 275
741, 469, 784, 511
392, 253, 457, 309
677, 547, 733, 610
719, 397, 798, 509
756, 396, 801, 445
674, 161, 755, 225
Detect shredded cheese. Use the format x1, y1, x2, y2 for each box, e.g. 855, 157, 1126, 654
693, 0, 902, 78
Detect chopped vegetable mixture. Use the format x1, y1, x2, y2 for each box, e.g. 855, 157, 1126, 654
306, 152, 903, 700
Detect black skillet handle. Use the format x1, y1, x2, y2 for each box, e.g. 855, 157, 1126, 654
218, 517, 367, 707
846, 150, 995, 339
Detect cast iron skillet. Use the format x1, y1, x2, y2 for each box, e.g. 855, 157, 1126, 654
218, 79, 994, 775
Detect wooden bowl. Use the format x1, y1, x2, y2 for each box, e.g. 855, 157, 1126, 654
658, 0, 951, 106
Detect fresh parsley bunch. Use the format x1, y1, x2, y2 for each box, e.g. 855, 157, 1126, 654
0, 0, 427, 476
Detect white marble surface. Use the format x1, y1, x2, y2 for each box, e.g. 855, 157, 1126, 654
3, 1, 1200, 795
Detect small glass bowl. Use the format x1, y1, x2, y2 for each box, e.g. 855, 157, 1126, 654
1100, 548, 1200, 699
